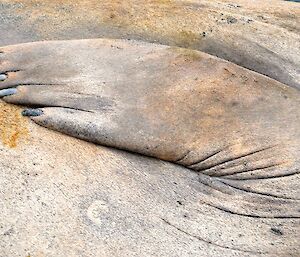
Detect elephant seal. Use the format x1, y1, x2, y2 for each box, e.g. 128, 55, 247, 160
0, 39, 299, 183
0, 39, 299, 257
0, 2, 299, 256
0, 0, 299, 89
1, 119, 299, 257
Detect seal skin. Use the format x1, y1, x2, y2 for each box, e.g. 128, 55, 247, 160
0, 0, 299, 89
0, 2, 300, 256
0, 39, 300, 225
0, 38, 299, 183
0, 36, 300, 257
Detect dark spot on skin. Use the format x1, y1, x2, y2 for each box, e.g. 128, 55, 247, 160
223, 67, 235, 77
177, 200, 183, 205
240, 75, 249, 82
3, 228, 14, 236
227, 17, 238, 24
183, 214, 188, 218
231, 101, 239, 106
227, 3, 241, 8
110, 44, 122, 49
202, 32, 206, 37
270, 227, 283, 236
243, 161, 249, 167
257, 15, 266, 20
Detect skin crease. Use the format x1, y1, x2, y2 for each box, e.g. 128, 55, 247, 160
0, 1, 299, 256
0, 38, 299, 212
0, 39, 299, 180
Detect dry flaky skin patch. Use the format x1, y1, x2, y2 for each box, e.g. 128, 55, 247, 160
1, 0, 299, 42
0, 101, 28, 148
1, 0, 209, 44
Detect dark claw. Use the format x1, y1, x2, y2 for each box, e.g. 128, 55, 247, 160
0, 74, 7, 81
22, 109, 44, 117
0, 88, 17, 97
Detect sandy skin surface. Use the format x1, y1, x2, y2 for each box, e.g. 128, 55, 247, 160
0, 1, 299, 256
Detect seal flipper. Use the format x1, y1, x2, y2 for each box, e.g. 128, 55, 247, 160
21, 106, 181, 161
0, 39, 299, 181
0, 39, 299, 222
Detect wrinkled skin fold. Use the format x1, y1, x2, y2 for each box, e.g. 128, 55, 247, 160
0, 38, 299, 219
0, 1, 299, 256
0, 39, 299, 181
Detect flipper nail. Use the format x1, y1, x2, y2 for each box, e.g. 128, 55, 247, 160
22, 109, 44, 117
0, 88, 17, 97
0, 74, 7, 81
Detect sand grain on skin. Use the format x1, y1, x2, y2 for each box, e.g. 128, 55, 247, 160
0, 101, 29, 148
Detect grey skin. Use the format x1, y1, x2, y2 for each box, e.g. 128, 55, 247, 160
0, 2, 300, 256
1, 121, 299, 257
0, 38, 299, 183
0, 39, 299, 257
0, 0, 299, 89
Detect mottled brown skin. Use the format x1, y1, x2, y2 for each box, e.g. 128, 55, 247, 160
1, 39, 299, 185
